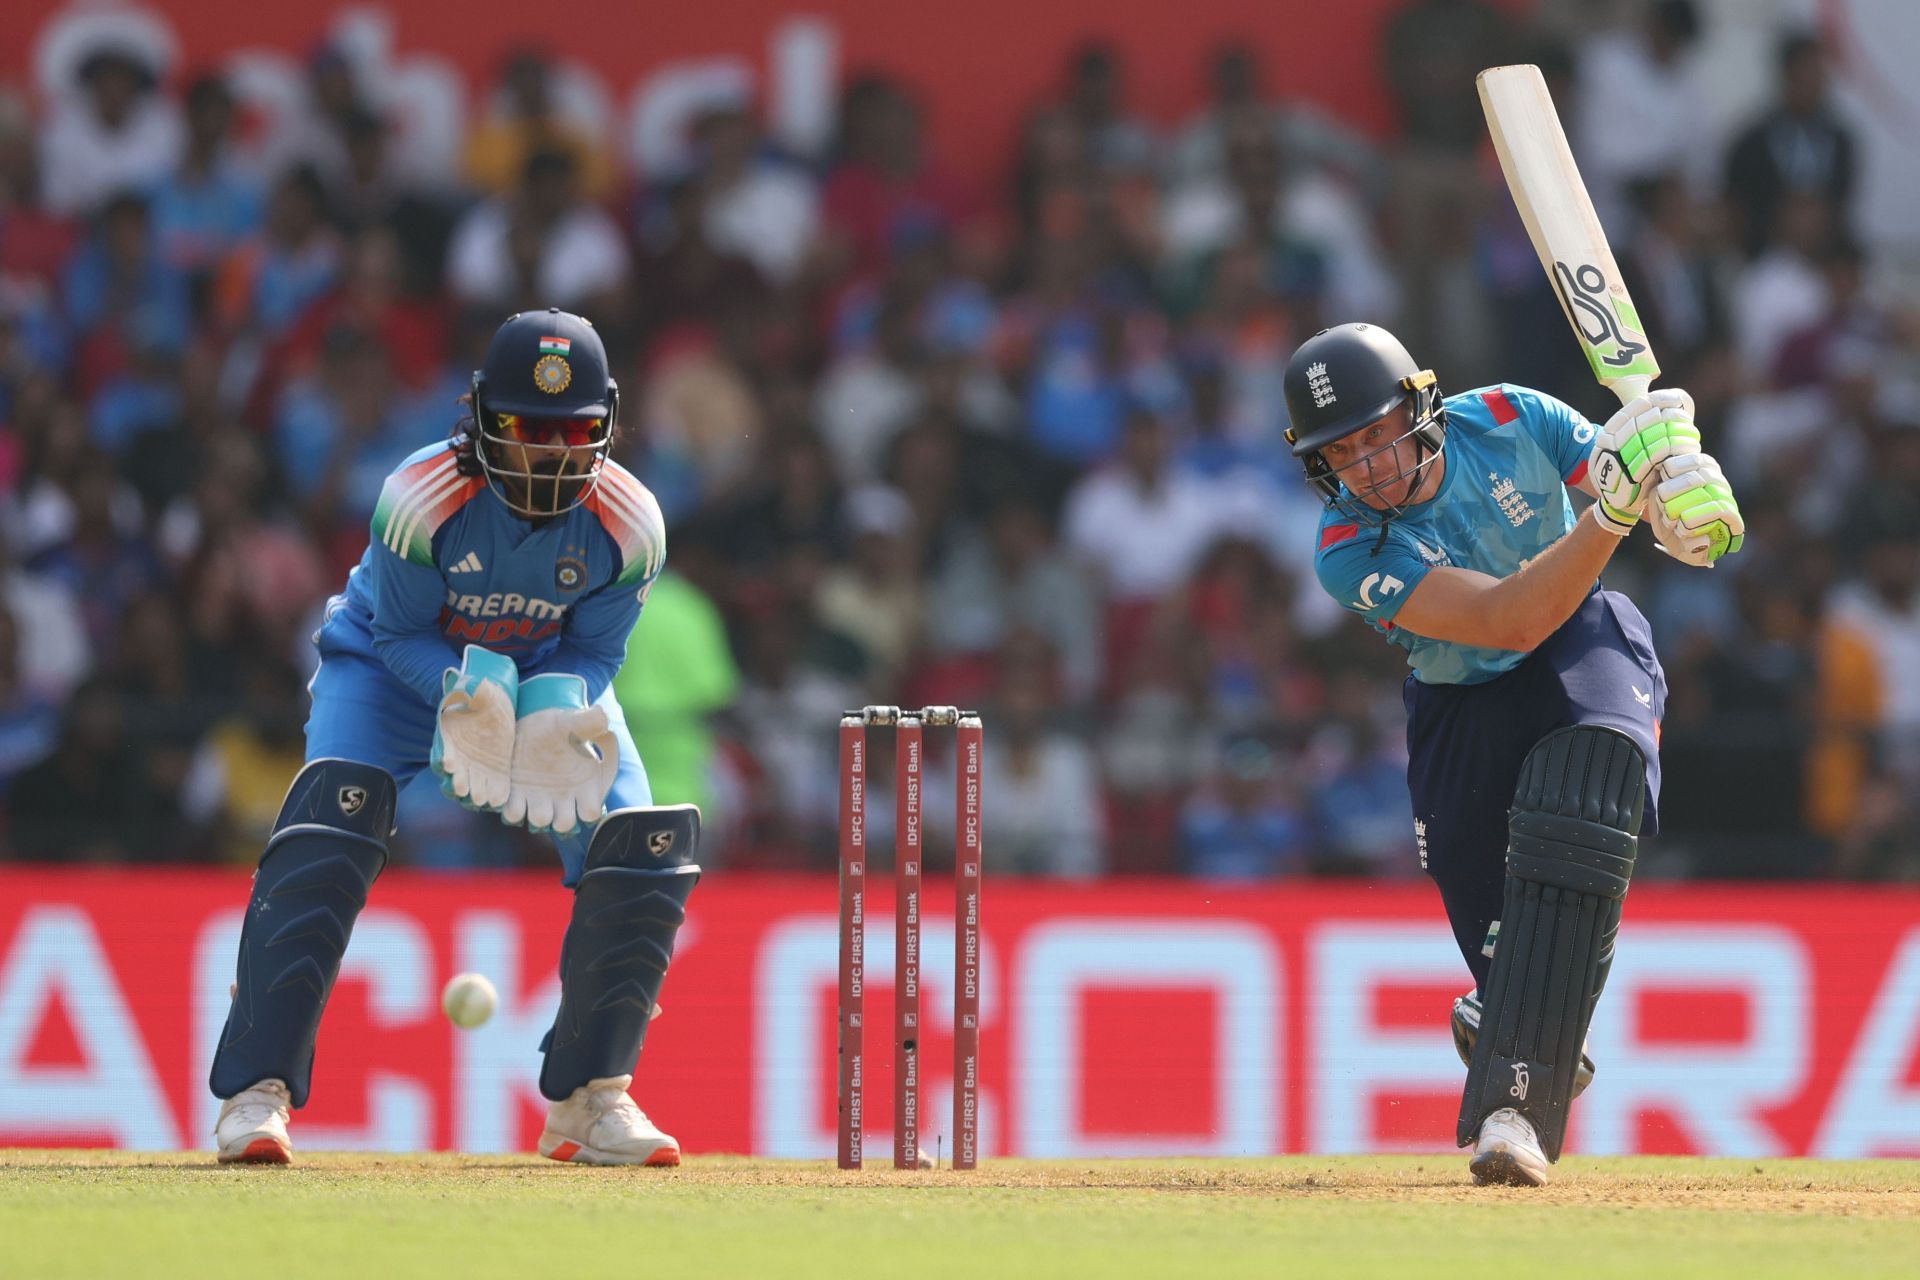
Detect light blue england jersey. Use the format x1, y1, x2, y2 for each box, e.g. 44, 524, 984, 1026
1312, 384, 1598, 686
316, 440, 667, 707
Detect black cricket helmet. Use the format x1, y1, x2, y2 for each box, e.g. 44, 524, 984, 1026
1283, 322, 1446, 527
469, 307, 618, 517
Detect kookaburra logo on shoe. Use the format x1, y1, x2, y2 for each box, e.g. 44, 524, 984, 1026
1307, 362, 1336, 408
1509, 1062, 1531, 1100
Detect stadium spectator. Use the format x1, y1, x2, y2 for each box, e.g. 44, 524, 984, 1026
1829, 509, 1920, 782
150, 75, 263, 307
273, 324, 424, 534
179, 657, 308, 862
0, 89, 75, 295
464, 47, 617, 201
928, 490, 1104, 705
7, 677, 172, 861
1617, 173, 1731, 397
60, 192, 192, 410
1063, 407, 1223, 604
1730, 189, 1835, 384
447, 146, 628, 315
214, 164, 344, 346
678, 101, 820, 288
0, 528, 92, 702
1726, 32, 1857, 260
37, 38, 182, 218
1179, 736, 1314, 879
0, 610, 58, 795
813, 484, 925, 689
1170, 40, 1382, 195
26, 451, 162, 661
820, 76, 971, 277
976, 640, 1106, 877
1378, 0, 1512, 358
260, 44, 364, 187
1572, 0, 1710, 232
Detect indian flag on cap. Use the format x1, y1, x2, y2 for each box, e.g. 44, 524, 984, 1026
539, 336, 571, 355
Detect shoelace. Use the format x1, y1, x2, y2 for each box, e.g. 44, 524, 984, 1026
586, 1087, 643, 1122
219, 1091, 287, 1134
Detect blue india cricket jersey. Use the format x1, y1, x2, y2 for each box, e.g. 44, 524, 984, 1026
1312, 384, 1599, 686
315, 440, 666, 706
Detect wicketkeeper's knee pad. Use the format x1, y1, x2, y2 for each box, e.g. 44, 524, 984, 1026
209, 759, 396, 1107
540, 805, 701, 1101
1456, 725, 1645, 1161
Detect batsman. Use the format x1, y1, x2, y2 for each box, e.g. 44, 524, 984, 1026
1285, 322, 1743, 1184
209, 308, 697, 1167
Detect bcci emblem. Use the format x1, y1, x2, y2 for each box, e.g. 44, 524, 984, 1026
555, 556, 586, 593
533, 354, 572, 395
337, 786, 367, 817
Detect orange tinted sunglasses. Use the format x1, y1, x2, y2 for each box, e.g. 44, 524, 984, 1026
493, 412, 607, 447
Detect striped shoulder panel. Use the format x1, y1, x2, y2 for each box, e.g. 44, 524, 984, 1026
370, 449, 483, 567
585, 465, 667, 589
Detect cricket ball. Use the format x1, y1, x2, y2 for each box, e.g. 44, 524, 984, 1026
441, 972, 498, 1029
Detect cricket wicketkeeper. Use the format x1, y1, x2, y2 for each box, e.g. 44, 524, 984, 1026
209, 309, 696, 1167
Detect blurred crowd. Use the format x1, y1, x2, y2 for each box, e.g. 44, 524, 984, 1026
3, 0, 1917, 881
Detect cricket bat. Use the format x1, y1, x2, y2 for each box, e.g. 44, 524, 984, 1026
1477, 63, 1659, 408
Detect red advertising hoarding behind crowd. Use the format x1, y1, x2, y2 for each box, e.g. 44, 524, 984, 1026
11, 0, 1490, 197
3, 870, 1918, 1158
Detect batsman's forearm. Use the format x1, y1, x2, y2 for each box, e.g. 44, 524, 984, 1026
1485, 515, 1621, 650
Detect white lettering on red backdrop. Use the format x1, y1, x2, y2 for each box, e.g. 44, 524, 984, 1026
2, 875, 1918, 1158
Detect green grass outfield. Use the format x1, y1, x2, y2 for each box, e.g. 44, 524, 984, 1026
4, 1152, 1918, 1280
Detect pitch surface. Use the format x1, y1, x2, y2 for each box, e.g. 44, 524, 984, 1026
4, 1152, 1916, 1278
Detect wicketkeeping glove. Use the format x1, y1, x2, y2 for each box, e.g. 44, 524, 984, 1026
502, 673, 620, 836
1587, 388, 1701, 536
431, 646, 519, 811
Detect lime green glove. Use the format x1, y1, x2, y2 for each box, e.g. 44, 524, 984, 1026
1587, 388, 1701, 536
1648, 452, 1745, 566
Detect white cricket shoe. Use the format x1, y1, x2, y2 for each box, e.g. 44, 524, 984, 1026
1470, 1107, 1549, 1186
216, 1078, 293, 1165
538, 1075, 680, 1167
1451, 991, 1595, 1097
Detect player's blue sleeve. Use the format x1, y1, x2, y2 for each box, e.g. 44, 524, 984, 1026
1498, 384, 1600, 484
367, 538, 461, 704
1313, 523, 1433, 631
534, 469, 666, 700
522, 575, 651, 702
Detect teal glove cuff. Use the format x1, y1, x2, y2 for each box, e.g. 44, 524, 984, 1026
515, 672, 590, 718
433, 646, 520, 808
443, 644, 520, 702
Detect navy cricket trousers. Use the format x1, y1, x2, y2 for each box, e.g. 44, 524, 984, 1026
1404, 589, 1666, 988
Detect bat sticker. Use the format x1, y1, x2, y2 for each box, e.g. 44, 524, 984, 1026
1553, 261, 1647, 369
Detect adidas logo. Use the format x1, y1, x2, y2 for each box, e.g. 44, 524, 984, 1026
449, 551, 484, 574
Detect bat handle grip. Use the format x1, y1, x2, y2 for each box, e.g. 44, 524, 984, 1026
1610, 375, 1652, 407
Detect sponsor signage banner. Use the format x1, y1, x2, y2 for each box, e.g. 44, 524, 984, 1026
13, 0, 1432, 194
2, 870, 1917, 1158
